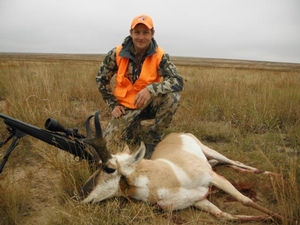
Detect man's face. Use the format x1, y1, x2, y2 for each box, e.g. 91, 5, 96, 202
130, 24, 154, 53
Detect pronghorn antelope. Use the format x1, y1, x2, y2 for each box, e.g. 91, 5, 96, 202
80, 111, 283, 222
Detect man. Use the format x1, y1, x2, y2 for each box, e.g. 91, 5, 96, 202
96, 14, 184, 158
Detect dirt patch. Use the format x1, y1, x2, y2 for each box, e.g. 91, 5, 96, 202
0, 147, 62, 225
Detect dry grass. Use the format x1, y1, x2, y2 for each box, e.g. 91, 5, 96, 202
0, 54, 299, 225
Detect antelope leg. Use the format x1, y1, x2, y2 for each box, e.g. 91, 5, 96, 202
193, 199, 272, 221
202, 145, 279, 175
210, 172, 283, 221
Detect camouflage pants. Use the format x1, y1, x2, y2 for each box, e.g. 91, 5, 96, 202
104, 92, 180, 153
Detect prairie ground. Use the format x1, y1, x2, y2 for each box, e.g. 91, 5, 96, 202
0, 53, 299, 225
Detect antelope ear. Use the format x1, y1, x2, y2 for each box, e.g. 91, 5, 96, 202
130, 142, 146, 165
123, 144, 131, 154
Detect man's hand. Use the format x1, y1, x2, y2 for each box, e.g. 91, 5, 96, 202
112, 105, 126, 118
134, 88, 151, 108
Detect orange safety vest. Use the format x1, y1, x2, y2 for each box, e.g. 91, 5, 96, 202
114, 45, 164, 109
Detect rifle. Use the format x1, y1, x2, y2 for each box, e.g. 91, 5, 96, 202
0, 113, 97, 174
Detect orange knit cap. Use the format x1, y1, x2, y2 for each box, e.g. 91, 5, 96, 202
130, 14, 154, 29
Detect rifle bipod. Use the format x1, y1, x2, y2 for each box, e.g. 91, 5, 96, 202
0, 127, 26, 174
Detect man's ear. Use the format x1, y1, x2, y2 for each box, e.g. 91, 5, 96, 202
151, 29, 155, 36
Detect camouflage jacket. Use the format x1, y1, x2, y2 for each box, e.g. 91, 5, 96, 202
95, 36, 184, 110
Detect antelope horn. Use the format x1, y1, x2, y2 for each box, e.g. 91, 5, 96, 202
83, 111, 112, 163
85, 114, 94, 138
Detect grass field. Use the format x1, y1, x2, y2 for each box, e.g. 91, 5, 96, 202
0, 53, 299, 225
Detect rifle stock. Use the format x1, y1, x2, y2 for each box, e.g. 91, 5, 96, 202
0, 113, 96, 173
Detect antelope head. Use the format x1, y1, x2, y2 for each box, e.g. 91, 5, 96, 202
80, 111, 146, 203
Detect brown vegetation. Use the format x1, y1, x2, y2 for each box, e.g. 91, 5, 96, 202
0, 54, 299, 225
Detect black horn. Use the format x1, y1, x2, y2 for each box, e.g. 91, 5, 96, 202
84, 114, 94, 138
83, 111, 112, 163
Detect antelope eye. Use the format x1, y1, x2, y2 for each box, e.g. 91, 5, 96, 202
103, 166, 116, 174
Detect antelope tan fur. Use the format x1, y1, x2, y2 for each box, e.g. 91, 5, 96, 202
80, 112, 283, 222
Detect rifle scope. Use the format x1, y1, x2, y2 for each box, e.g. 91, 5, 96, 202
44, 118, 85, 138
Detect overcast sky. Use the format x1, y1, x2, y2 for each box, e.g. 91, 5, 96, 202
1, 0, 299, 63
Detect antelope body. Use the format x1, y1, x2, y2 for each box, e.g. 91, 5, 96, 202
81, 112, 282, 222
